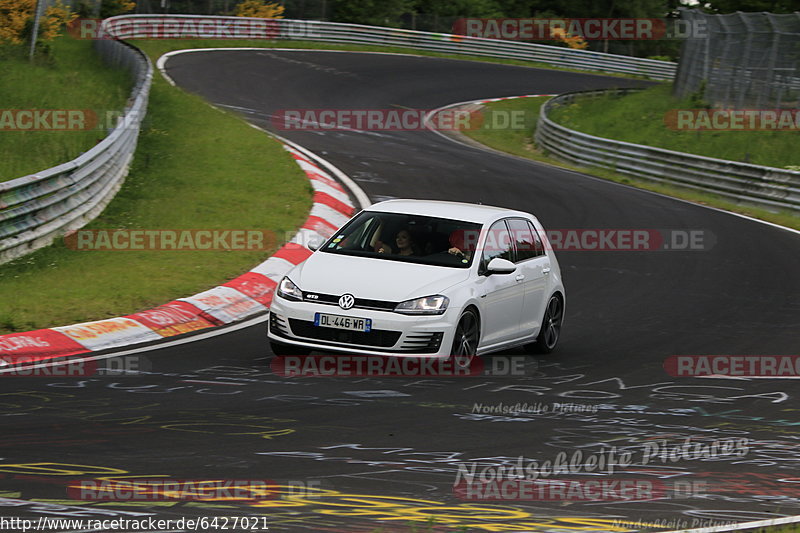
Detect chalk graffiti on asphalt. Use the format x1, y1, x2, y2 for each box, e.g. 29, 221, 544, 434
0, 391, 295, 439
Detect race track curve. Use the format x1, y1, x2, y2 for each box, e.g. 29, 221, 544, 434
2, 50, 799, 532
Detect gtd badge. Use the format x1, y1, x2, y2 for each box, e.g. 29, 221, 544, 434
305, 293, 320, 300
338, 294, 355, 310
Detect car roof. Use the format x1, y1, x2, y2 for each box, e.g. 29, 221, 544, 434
365, 199, 534, 224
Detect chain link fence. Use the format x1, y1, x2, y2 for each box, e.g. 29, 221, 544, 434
674, 9, 800, 109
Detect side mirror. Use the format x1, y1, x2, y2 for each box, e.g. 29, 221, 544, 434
485, 257, 516, 275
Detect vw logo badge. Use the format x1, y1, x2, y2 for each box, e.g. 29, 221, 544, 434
338, 293, 355, 310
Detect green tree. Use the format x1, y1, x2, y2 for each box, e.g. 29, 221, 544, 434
533, 0, 670, 19
74, 0, 135, 18
703, 0, 799, 13
413, 0, 503, 18
492, 0, 537, 17
332, 0, 413, 27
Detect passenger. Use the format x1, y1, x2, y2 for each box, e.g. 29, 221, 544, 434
377, 228, 421, 256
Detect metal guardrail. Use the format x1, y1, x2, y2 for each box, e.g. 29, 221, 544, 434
102, 14, 677, 81
0, 38, 153, 265
535, 89, 800, 213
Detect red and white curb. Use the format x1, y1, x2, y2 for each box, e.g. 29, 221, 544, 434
423, 93, 555, 140
476, 94, 553, 102
0, 143, 364, 368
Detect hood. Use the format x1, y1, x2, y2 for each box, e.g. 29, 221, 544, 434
289, 252, 470, 302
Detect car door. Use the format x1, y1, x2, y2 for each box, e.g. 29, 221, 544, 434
475, 220, 524, 347
507, 218, 550, 337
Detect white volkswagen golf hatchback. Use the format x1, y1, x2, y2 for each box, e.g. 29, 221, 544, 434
268, 199, 565, 357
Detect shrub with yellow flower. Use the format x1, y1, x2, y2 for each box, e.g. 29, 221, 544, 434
234, 0, 284, 19
550, 24, 588, 50
0, 0, 77, 45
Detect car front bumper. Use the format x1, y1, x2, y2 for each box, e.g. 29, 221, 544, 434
267, 295, 455, 357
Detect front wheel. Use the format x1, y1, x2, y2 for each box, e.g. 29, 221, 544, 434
527, 294, 563, 354
451, 309, 480, 357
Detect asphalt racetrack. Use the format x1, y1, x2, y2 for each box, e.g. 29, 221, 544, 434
2, 50, 799, 532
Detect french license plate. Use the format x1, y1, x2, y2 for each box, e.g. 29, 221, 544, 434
314, 313, 372, 332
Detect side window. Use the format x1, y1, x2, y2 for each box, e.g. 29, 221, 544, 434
333, 215, 379, 251
527, 220, 545, 256
507, 218, 539, 262
481, 220, 514, 271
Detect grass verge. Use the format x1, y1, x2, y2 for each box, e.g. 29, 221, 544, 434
548, 84, 799, 169
0, 36, 133, 181
0, 37, 311, 334
460, 97, 800, 230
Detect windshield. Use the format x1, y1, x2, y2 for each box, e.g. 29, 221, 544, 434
320, 211, 483, 268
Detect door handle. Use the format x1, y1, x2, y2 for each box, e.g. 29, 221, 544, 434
542, 267, 551, 274
515, 274, 525, 281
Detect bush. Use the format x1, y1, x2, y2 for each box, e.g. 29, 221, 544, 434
234, 0, 284, 18
0, 0, 76, 46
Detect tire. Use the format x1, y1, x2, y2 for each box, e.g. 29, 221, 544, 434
269, 340, 309, 356
527, 294, 563, 355
451, 309, 480, 357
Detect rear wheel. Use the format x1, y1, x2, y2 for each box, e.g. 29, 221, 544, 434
527, 294, 563, 354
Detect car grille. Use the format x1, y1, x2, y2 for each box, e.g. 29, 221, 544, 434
302, 292, 397, 311
272, 314, 444, 354
288, 319, 400, 347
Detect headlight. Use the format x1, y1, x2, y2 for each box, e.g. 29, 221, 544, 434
277, 277, 303, 301
394, 295, 449, 315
